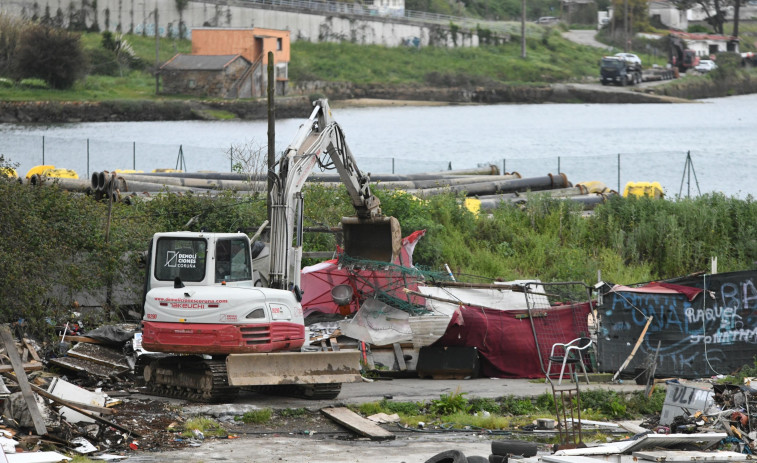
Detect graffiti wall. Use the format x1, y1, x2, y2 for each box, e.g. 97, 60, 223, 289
597, 270, 757, 378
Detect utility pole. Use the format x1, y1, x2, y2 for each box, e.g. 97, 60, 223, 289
154, 5, 159, 94
624, 0, 629, 52
267, 51, 275, 225
520, 0, 526, 58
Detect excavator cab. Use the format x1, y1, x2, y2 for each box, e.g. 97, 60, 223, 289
341, 216, 402, 263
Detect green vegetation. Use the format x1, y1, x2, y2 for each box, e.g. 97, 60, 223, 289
3, 147, 757, 340
236, 408, 273, 424
279, 407, 309, 418
182, 416, 228, 438
353, 388, 664, 432
289, 37, 601, 85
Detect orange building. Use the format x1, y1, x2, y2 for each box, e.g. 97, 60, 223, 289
191, 28, 291, 96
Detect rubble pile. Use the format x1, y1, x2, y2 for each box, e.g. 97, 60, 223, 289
0, 323, 193, 461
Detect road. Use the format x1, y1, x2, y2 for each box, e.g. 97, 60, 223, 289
119, 378, 648, 463
561, 29, 613, 50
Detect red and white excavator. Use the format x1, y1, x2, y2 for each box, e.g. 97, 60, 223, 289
139, 99, 401, 402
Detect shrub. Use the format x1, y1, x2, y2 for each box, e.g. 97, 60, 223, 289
0, 78, 14, 88
19, 78, 48, 89
14, 24, 88, 89
501, 396, 536, 415
430, 389, 471, 415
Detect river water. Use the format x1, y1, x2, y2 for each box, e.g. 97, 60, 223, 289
2, 93, 756, 198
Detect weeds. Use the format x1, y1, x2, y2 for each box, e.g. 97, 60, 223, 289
430, 388, 471, 415
182, 417, 227, 438
235, 408, 273, 424
279, 408, 308, 418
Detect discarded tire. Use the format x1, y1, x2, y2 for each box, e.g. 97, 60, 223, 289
424, 449, 467, 463
489, 455, 508, 463
467, 457, 489, 463
491, 440, 538, 457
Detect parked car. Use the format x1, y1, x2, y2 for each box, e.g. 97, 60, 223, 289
614, 53, 642, 66
536, 16, 559, 24
695, 59, 718, 72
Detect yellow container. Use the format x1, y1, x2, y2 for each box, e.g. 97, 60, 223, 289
115, 169, 144, 174
0, 167, 18, 179
152, 168, 183, 173
623, 181, 664, 198
25, 165, 79, 179
577, 181, 609, 194
25, 165, 55, 179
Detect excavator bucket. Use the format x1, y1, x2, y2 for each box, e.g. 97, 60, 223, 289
341, 216, 402, 263
226, 351, 362, 386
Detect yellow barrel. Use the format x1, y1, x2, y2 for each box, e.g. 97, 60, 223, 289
623, 181, 664, 198
25, 165, 78, 179
0, 167, 18, 179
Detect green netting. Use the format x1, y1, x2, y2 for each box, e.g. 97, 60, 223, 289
337, 254, 453, 315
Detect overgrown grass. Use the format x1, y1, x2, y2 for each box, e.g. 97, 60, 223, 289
182, 416, 227, 438
235, 408, 273, 424
289, 33, 603, 85
352, 388, 665, 432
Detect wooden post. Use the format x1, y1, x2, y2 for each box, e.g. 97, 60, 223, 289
0, 325, 47, 436
267, 51, 275, 225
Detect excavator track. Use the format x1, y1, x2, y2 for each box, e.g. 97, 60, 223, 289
247, 383, 342, 400
142, 356, 239, 403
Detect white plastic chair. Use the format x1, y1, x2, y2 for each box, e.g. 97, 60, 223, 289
546, 337, 593, 385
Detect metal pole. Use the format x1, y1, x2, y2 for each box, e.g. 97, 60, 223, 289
267, 51, 275, 225
133, 142, 136, 170
392, 158, 395, 175
42, 136, 45, 165
558, 156, 561, 174
520, 0, 526, 58
617, 153, 621, 193
503, 159, 506, 174
87, 139, 90, 178
154, 6, 159, 95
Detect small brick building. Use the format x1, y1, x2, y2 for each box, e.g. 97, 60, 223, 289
160, 54, 252, 98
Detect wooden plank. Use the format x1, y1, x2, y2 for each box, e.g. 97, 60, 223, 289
60, 336, 104, 344
22, 339, 41, 363
2, 374, 137, 437
329, 338, 340, 351
392, 343, 407, 371
0, 325, 47, 436
0, 363, 43, 373
321, 407, 395, 441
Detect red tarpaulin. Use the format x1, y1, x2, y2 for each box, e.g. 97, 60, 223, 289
432, 302, 592, 378
610, 282, 703, 301
301, 230, 427, 316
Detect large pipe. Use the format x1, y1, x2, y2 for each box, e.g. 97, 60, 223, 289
115, 165, 502, 183
113, 176, 210, 193
30, 175, 93, 192
412, 173, 571, 197
474, 192, 615, 212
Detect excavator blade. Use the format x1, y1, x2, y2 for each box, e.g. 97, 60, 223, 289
341, 216, 402, 263
225, 351, 362, 386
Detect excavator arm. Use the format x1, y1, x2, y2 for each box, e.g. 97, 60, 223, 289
268, 99, 401, 292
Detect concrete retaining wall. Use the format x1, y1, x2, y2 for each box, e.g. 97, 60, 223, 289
0, 0, 482, 47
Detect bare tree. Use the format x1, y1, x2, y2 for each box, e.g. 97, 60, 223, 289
228, 140, 270, 194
